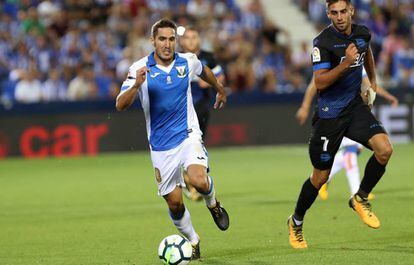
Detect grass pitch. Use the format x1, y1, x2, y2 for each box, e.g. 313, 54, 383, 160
1, 143, 414, 264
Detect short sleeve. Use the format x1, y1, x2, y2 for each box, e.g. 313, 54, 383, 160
120, 67, 137, 94
312, 39, 331, 71
184, 53, 203, 77
119, 57, 148, 94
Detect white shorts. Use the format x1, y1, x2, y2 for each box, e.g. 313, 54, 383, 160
150, 134, 209, 196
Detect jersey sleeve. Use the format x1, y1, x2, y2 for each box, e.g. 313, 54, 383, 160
119, 58, 147, 95
184, 52, 203, 77
311, 38, 331, 71
120, 67, 137, 94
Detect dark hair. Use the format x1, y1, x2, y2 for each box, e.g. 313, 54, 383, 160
183, 25, 199, 33
151, 19, 177, 38
326, 0, 351, 6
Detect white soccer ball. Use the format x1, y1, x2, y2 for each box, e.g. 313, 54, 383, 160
158, 234, 192, 265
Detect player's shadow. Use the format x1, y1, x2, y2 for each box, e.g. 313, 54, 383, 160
374, 187, 414, 195
196, 246, 281, 265
314, 245, 414, 254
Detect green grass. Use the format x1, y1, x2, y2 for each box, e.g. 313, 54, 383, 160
1, 143, 414, 265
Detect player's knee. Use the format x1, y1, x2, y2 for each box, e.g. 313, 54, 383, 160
310, 173, 329, 189
187, 169, 208, 190
376, 143, 393, 164
167, 200, 184, 215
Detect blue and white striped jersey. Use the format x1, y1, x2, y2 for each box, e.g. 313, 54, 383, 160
120, 52, 203, 151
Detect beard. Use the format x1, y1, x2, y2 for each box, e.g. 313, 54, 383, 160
156, 49, 174, 63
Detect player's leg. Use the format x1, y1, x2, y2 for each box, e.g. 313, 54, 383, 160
182, 171, 202, 201
343, 151, 361, 195
328, 150, 345, 183
288, 117, 344, 248
151, 148, 201, 259
360, 133, 392, 197
195, 101, 210, 141
163, 186, 201, 259
319, 150, 345, 200
163, 186, 199, 244
183, 102, 210, 201
346, 104, 392, 228
182, 136, 229, 231
186, 164, 229, 231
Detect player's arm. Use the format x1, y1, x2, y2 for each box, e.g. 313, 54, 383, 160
199, 65, 227, 109
363, 46, 377, 92
314, 43, 359, 91
362, 76, 399, 107
296, 76, 317, 125
376, 86, 399, 107
199, 66, 225, 89
116, 66, 148, 111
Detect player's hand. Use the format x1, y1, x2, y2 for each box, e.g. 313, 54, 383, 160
295, 106, 309, 125
388, 95, 399, 107
344, 43, 359, 67
364, 86, 376, 108
134, 66, 149, 88
214, 91, 227, 109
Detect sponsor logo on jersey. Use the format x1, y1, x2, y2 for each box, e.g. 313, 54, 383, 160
155, 168, 162, 183
312, 47, 321, 62
355, 38, 367, 48
176, 66, 187, 78
334, 44, 347, 48
166, 75, 172, 84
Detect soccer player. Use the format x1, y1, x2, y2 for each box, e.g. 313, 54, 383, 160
116, 19, 230, 259
287, 0, 393, 249
179, 26, 225, 202
296, 71, 399, 200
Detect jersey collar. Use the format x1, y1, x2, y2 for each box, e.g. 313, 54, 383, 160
329, 23, 355, 39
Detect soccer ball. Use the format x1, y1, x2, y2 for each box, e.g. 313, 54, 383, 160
158, 234, 192, 265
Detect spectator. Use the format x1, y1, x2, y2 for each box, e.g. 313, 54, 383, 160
187, 0, 211, 19
21, 7, 45, 36
67, 64, 98, 101
393, 38, 414, 87
42, 68, 67, 102
116, 47, 134, 81
15, 68, 42, 103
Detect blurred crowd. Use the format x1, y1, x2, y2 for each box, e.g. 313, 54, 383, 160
295, 0, 414, 88
0, 0, 309, 104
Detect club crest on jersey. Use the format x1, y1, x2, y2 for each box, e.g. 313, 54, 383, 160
155, 168, 162, 183
166, 75, 172, 84
175, 66, 187, 78
312, 47, 321, 62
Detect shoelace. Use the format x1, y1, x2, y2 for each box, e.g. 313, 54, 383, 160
293, 225, 304, 242
192, 244, 199, 257
359, 200, 373, 216
211, 205, 222, 217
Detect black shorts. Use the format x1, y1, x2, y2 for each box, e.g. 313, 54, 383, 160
194, 99, 211, 139
309, 96, 387, 170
